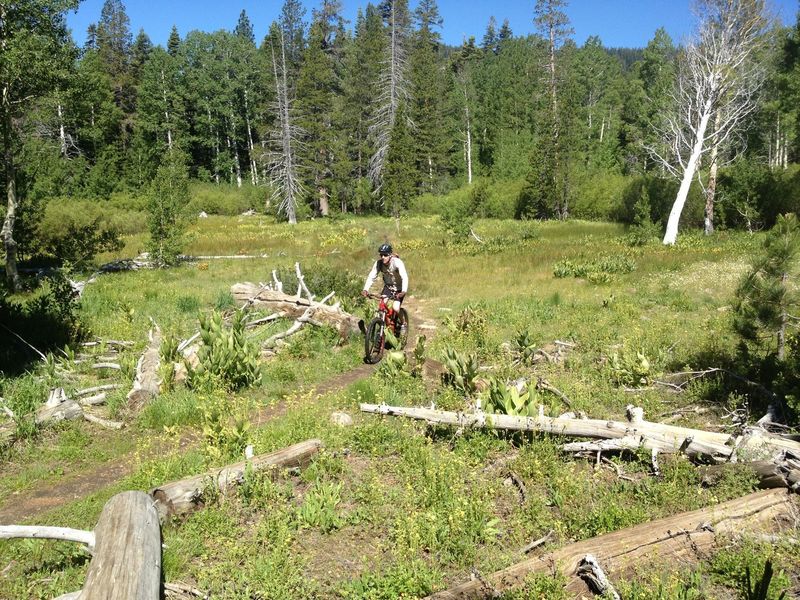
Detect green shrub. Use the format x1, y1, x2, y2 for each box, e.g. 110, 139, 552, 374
442, 346, 479, 395
483, 378, 536, 417
31, 199, 123, 267
188, 310, 262, 392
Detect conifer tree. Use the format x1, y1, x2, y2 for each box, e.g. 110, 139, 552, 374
382, 103, 416, 217
482, 16, 498, 54
341, 5, 384, 209
410, 0, 447, 192
533, 0, 573, 218
167, 25, 181, 57
498, 19, 513, 46
735, 213, 800, 360
369, 0, 412, 192
131, 28, 153, 82
280, 0, 307, 76
296, 5, 341, 215
234, 10, 255, 44
96, 0, 134, 113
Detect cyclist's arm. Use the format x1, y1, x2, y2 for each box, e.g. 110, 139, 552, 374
396, 258, 409, 293
363, 261, 378, 292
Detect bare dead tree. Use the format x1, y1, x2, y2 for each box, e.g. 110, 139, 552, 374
268, 29, 304, 225
368, 0, 411, 192
647, 0, 769, 245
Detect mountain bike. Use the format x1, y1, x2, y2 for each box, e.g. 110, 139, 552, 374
363, 293, 409, 364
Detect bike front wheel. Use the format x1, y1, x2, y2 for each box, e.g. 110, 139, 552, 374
397, 308, 410, 349
364, 317, 385, 364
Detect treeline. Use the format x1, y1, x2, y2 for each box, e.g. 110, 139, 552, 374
4, 0, 800, 240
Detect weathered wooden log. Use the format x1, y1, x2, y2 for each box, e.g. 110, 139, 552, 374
126, 325, 162, 410
360, 403, 800, 463
0, 395, 83, 445
73, 384, 121, 398
0, 525, 95, 550
78, 393, 107, 407
80, 491, 161, 600
149, 439, 323, 520
231, 283, 361, 337
700, 450, 800, 491
426, 488, 794, 599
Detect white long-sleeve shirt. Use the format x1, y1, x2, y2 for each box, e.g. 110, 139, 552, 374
363, 256, 408, 293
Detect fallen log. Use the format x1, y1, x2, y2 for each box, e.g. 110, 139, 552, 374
0, 390, 119, 446
0, 525, 95, 550
3, 491, 161, 599
426, 488, 795, 599
149, 439, 323, 520
127, 325, 162, 410
700, 450, 800, 492
81, 491, 161, 600
360, 403, 800, 463
231, 283, 360, 337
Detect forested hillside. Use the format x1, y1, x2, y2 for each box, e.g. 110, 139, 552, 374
3, 0, 800, 277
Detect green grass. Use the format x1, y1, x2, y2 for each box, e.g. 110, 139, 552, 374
1, 215, 795, 599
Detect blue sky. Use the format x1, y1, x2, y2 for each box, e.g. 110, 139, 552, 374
66, 0, 798, 50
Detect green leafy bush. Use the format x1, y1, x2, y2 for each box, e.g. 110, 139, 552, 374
442, 346, 479, 395
188, 310, 262, 392
484, 378, 536, 417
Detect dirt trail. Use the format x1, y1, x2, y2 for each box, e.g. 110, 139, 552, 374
0, 301, 439, 524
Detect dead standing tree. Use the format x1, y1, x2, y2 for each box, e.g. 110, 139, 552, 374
268, 27, 304, 225
648, 0, 769, 245
368, 0, 411, 193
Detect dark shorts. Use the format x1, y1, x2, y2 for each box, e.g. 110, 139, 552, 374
381, 285, 404, 305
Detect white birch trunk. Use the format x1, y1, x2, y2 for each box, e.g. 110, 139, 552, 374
57, 103, 67, 157
160, 70, 173, 154
244, 88, 258, 186
663, 101, 713, 245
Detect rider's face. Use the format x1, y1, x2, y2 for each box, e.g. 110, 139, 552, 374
380, 254, 391, 264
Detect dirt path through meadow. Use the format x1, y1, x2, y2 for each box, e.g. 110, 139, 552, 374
0, 301, 439, 524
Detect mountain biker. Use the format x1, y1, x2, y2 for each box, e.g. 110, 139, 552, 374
361, 243, 408, 331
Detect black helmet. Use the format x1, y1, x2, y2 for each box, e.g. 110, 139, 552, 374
378, 243, 393, 256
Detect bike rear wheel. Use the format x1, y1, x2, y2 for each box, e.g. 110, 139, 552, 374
364, 317, 385, 364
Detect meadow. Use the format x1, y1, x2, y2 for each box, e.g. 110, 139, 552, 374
0, 214, 796, 599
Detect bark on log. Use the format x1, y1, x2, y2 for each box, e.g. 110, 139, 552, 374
426, 488, 794, 599
80, 491, 161, 600
231, 283, 360, 337
360, 403, 800, 463
126, 326, 162, 410
150, 439, 323, 520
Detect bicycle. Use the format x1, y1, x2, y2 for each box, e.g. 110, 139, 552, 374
363, 293, 409, 364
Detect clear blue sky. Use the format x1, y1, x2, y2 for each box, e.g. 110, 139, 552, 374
66, 0, 798, 50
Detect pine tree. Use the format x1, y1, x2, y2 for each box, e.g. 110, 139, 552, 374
280, 0, 307, 76
167, 25, 181, 57
341, 5, 384, 209
410, 0, 447, 192
234, 10, 255, 44
735, 213, 800, 360
131, 28, 153, 82
498, 19, 513, 46
481, 16, 498, 54
369, 0, 412, 191
96, 0, 134, 113
296, 6, 341, 215
382, 103, 416, 217
534, 0, 573, 218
